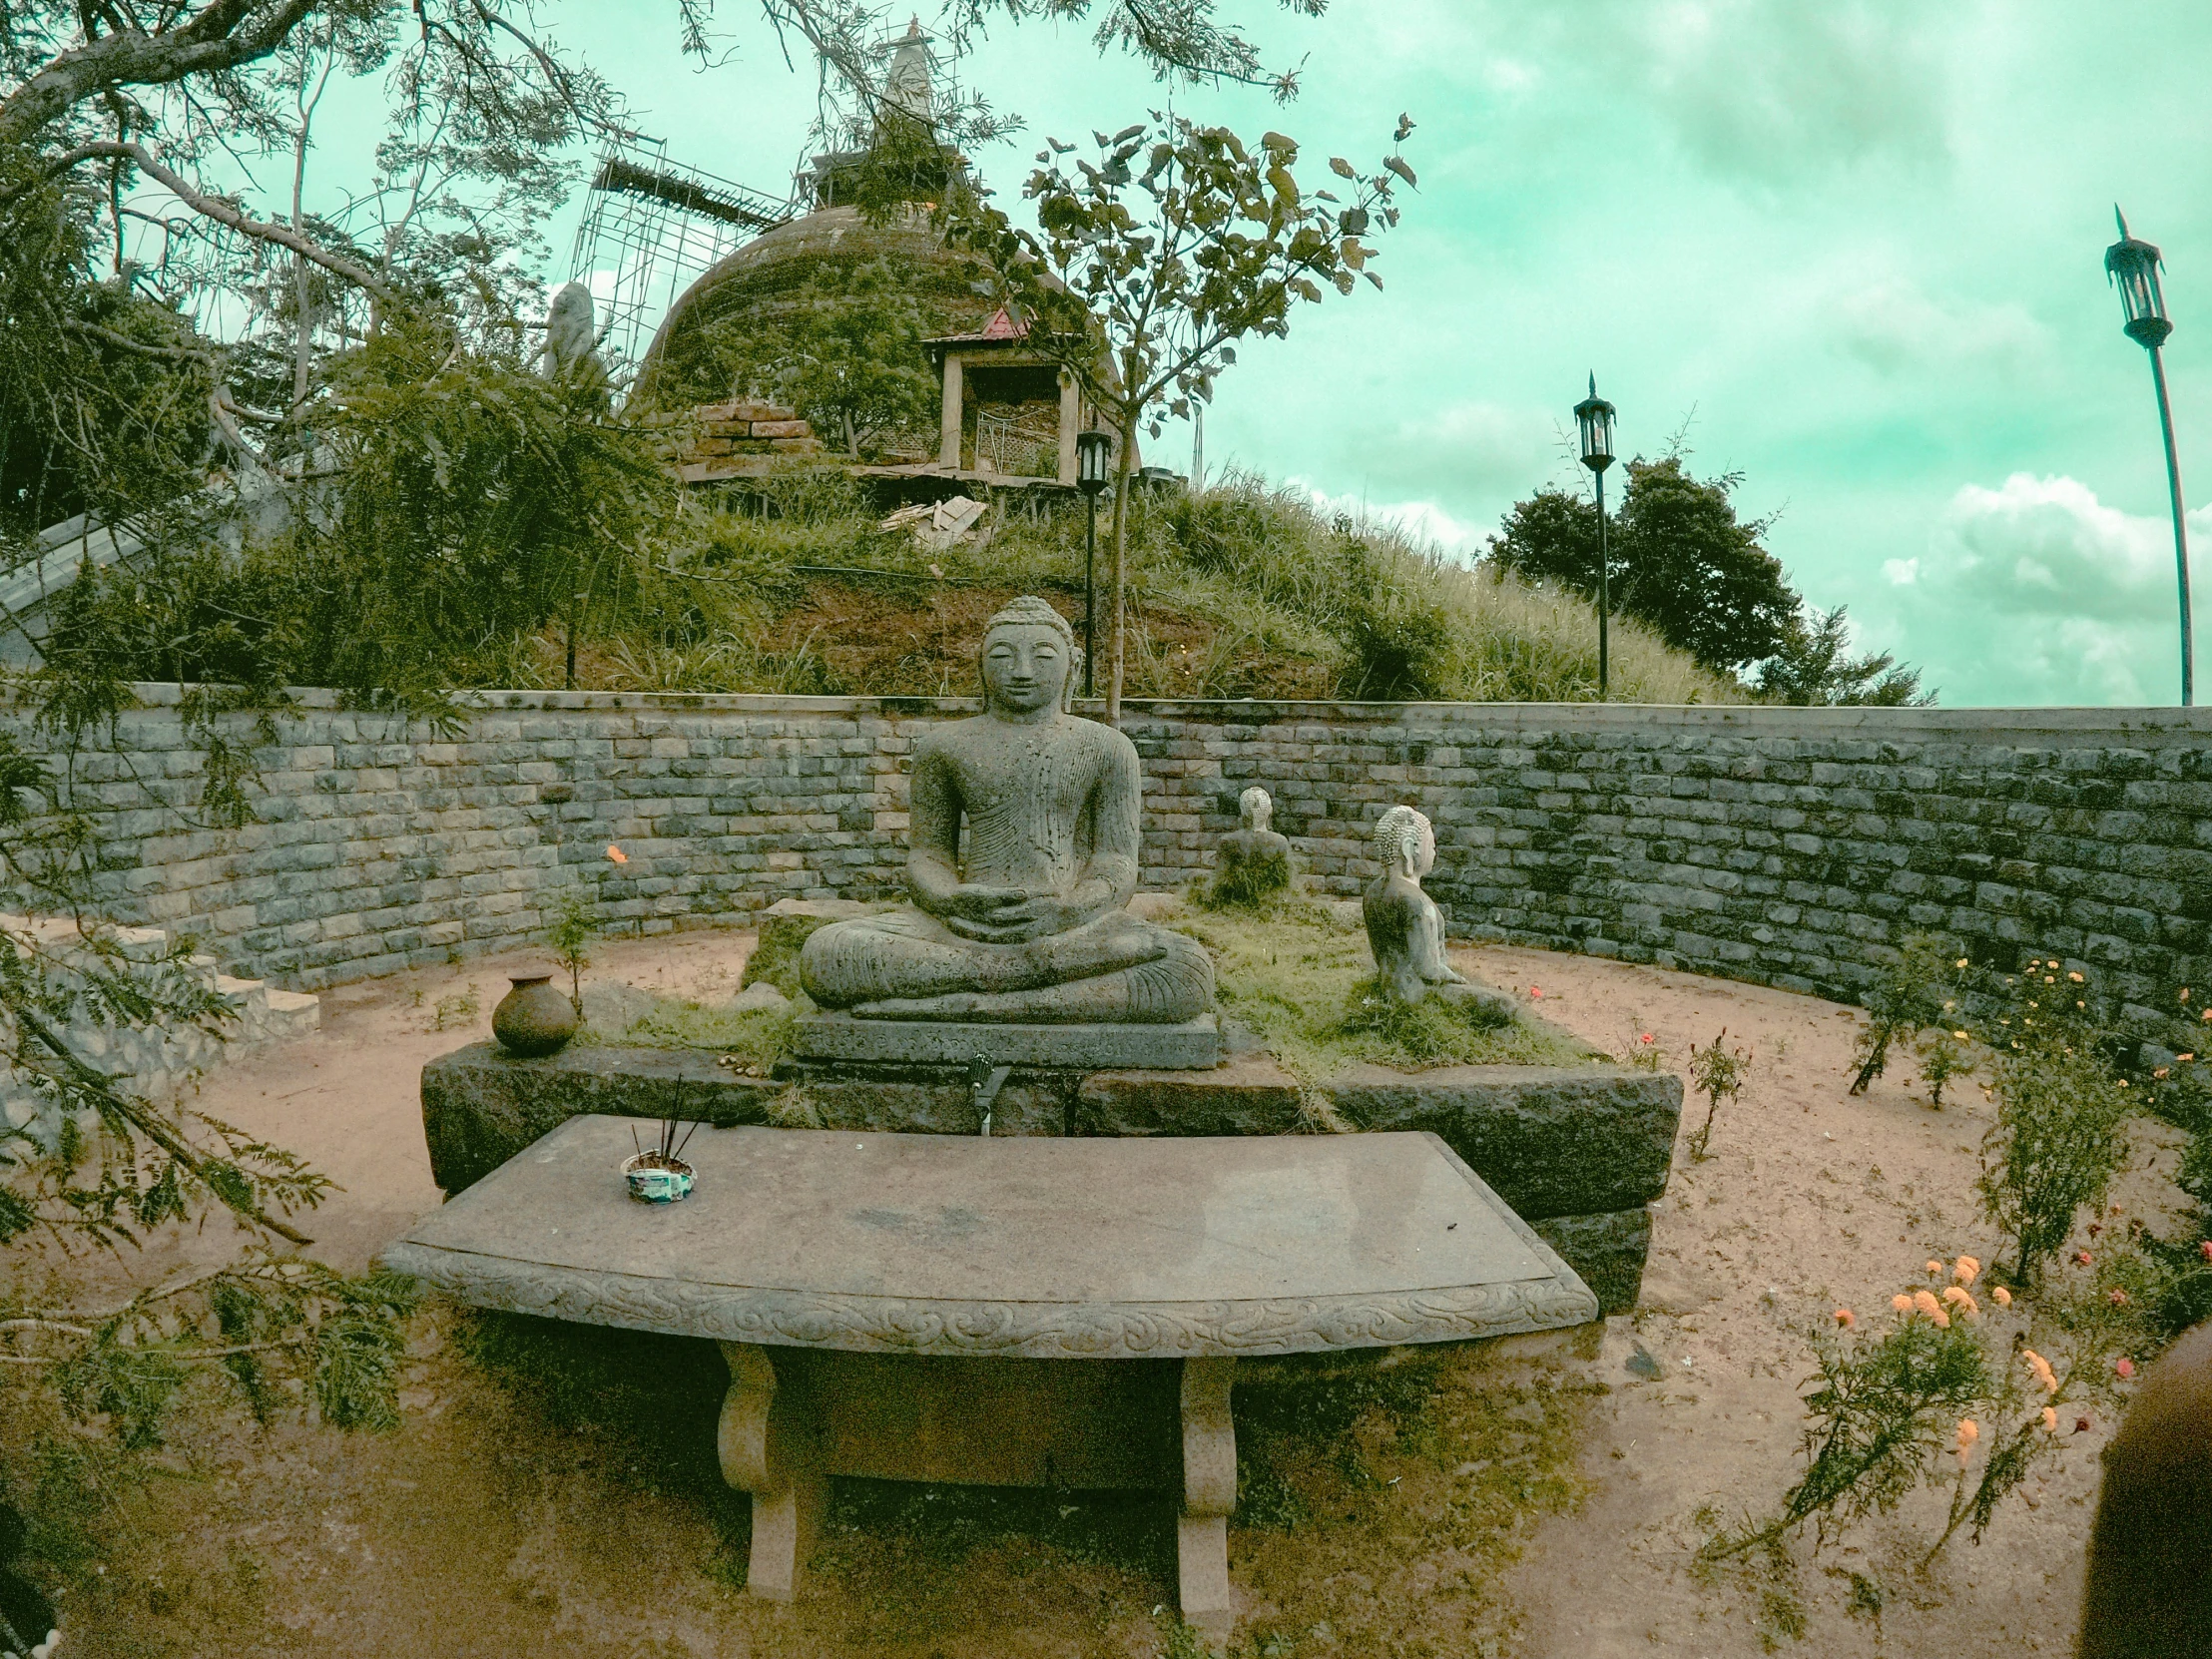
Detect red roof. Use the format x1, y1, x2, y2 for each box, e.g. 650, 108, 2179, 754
925, 305, 1030, 346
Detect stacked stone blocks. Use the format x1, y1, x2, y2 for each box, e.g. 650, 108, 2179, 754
28, 690, 2212, 1030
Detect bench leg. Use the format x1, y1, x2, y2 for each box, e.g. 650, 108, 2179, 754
718, 1342, 826, 1602
1178, 1356, 1237, 1640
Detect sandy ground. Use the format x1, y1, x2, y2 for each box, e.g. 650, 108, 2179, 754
13, 926, 2189, 1656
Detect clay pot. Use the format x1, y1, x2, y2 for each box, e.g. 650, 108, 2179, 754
491, 973, 578, 1057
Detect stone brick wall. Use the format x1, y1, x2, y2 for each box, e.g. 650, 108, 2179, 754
42, 689, 2212, 1022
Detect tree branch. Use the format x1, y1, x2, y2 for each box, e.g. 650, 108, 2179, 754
45, 139, 396, 302
0, 0, 321, 146
16, 1004, 314, 1246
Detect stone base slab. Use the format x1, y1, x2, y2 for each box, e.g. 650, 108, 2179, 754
789, 1011, 1222, 1070
1529, 1207, 1653, 1318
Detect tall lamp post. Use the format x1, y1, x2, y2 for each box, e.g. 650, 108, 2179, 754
1574, 374, 1618, 700
1075, 429, 1113, 698
2106, 207, 2194, 707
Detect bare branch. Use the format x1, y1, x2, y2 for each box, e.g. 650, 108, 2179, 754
48, 139, 397, 303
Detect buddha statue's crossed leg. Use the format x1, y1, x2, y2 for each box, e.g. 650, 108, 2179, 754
801, 908, 1176, 1010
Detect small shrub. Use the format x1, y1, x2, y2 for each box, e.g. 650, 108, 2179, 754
1851, 934, 1961, 1095
1707, 1254, 2120, 1570
430, 984, 480, 1031
549, 888, 600, 1014
1913, 1024, 1970, 1110
1975, 960, 2131, 1290
1685, 1029, 1752, 1161
1616, 1021, 1667, 1073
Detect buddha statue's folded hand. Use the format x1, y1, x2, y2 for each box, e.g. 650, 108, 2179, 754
942, 890, 1087, 944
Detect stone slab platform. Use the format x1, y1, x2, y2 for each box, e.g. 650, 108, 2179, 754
381, 1114, 1598, 1359
380, 1114, 1595, 1633
788, 1011, 1222, 1070
418, 1043, 1680, 1314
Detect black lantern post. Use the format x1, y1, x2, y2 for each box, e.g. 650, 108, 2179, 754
2106, 207, 2194, 707
1573, 374, 1618, 699
1075, 429, 1113, 698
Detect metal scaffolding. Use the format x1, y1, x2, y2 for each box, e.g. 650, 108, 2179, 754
565, 135, 791, 387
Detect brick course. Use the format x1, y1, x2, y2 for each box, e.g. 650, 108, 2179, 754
49, 688, 2212, 1021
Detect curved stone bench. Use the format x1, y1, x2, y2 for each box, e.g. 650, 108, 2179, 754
379, 1115, 1598, 1634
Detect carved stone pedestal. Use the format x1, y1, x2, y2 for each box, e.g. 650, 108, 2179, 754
714, 1343, 1237, 1633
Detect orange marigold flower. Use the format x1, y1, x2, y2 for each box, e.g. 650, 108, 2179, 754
1927, 1260, 1944, 1278
1913, 1289, 1950, 1327
1955, 1417, 1979, 1450
2041, 1406, 2059, 1432
1953, 1256, 1980, 1287
1892, 1294, 1916, 1314
1991, 1285, 2013, 1307
2117, 1357, 2136, 1380
2022, 1350, 2058, 1393
1942, 1287, 1978, 1318
606, 844, 628, 864
1833, 1308, 1856, 1329
2201, 1241, 2212, 1263
1529, 985, 1542, 998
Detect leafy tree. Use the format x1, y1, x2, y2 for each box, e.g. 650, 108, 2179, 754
1752, 604, 1935, 706
1489, 456, 1800, 674
951, 112, 1414, 717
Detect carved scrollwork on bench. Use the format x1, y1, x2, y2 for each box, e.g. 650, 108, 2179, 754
378, 1241, 1600, 1360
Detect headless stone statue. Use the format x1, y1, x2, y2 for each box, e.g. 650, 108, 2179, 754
801, 597, 1214, 1024
1207, 786, 1293, 906
1363, 805, 1516, 1017
541, 281, 609, 403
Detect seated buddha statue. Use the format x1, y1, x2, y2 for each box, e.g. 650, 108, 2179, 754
800, 597, 1214, 1024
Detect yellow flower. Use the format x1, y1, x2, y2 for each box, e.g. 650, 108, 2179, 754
1956, 958, 1969, 969
1954, 1030, 1969, 1040
1991, 1286, 2013, 1307
1953, 1256, 1981, 1286
2069, 971, 2084, 982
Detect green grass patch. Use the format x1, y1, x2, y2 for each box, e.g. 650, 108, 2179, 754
1169, 901, 1594, 1078
574, 994, 798, 1067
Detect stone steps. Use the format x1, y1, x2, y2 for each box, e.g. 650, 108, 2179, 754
0, 914, 321, 1143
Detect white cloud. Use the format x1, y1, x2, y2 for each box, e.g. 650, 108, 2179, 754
1833, 278, 2051, 379
1620, 0, 1954, 182
1905, 473, 2212, 704
1288, 478, 1481, 555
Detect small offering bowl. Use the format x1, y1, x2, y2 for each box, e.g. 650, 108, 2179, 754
621, 1152, 695, 1205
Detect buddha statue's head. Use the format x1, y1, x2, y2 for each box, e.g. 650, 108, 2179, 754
1239, 786, 1272, 831
1373, 804, 1435, 881
979, 596, 1080, 718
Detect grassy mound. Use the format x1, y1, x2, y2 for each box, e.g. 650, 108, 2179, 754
574, 900, 1590, 1078
523, 464, 1740, 705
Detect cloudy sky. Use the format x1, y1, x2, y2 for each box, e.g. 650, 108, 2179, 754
281, 0, 2212, 706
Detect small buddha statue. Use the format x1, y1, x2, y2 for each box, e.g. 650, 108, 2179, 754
1363, 804, 1514, 1016
801, 597, 1214, 1023
1207, 786, 1293, 906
